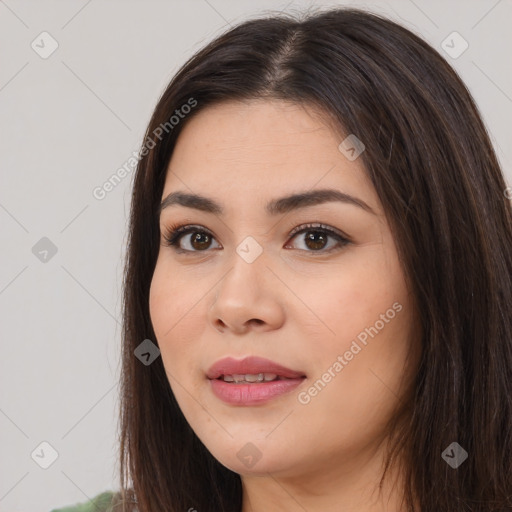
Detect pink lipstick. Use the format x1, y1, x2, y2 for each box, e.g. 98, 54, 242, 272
207, 356, 306, 405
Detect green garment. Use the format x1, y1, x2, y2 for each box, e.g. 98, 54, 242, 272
49, 491, 117, 512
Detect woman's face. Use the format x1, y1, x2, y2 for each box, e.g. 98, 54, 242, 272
149, 99, 418, 479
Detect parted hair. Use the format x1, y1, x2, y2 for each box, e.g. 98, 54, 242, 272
115, 7, 512, 512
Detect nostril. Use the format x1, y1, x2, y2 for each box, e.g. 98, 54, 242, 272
214, 320, 226, 332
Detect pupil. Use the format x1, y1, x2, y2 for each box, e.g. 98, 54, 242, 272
192, 232, 210, 250
189, 230, 327, 251
305, 231, 326, 250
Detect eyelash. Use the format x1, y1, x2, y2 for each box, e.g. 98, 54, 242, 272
162, 222, 351, 255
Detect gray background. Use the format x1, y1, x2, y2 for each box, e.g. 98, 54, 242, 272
1, 0, 510, 510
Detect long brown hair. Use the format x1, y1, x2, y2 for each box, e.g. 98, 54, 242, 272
116, 7, 512, 511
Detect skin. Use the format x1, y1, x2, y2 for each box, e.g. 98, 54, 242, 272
149, 99, 420, 512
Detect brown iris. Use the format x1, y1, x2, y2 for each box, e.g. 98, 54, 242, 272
190, 232, 212, 251
303, 231, 328, 251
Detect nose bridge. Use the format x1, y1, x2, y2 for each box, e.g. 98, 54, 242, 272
208, 235, 285, 332
223, 234, 268, 295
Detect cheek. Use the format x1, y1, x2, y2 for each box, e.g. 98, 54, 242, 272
149, 262, 205, 374
149, 262, 175, 342
297, 245, 414, 416
295, 248, 405, 348
296, 304, 414, 453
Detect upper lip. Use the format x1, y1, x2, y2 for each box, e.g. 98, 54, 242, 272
207, 356, 306, 380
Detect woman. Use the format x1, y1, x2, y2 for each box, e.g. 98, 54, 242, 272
51, 6, 512, 512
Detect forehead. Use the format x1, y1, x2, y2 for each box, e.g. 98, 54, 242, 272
161, 99, 376, 212
168, 99, 340, 172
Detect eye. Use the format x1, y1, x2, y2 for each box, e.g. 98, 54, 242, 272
162, 224, 220, 253
285, 223, 350, 253
162, 222, 350, 254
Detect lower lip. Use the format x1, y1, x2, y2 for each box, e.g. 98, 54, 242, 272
209, 377, 305, 405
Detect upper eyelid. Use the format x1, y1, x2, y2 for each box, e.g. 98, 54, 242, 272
163, 222, 346, 237
288, 223, 345, 237
163, 222, 350, 247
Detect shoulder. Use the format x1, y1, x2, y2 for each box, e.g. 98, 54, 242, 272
49, 491, 119, 512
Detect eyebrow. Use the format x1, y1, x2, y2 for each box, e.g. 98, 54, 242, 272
159, 188, 375, 216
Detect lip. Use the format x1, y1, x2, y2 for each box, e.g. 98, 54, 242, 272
206, 356, 305, 380
207, 356, 306, 406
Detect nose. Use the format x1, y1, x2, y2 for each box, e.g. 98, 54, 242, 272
207, 250, 285, 335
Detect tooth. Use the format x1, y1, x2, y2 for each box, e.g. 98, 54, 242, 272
221, 373, 282, 383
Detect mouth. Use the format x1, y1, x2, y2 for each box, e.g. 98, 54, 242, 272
207, 355, 306, 380
217, 373, 293, 383
206, 356, 306, 405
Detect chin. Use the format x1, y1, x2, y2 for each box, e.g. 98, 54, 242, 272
202, 436, 299, 476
